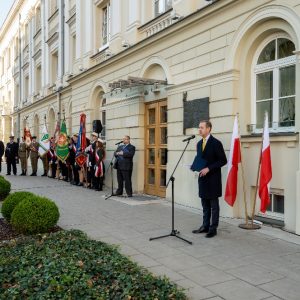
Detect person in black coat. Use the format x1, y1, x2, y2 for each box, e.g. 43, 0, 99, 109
0, 139, 4, 173
192, 121, 227, 238
5, 135, 19, 175
114, 135, 136, 197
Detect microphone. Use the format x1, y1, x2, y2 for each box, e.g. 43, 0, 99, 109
182, 135, 195, 142
115, 140, 123, 145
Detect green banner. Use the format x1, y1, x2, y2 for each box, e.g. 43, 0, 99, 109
56, 120, 69, 162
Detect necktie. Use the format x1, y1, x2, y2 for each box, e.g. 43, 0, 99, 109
202, 138, 206, 151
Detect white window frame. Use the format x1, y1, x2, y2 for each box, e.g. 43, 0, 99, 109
258, 189, 284, 221
99, 3, 111, 51
252, 33, 296, 133
154, 0, 172, 17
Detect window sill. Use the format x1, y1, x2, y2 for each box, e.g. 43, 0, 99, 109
241, 132, 298, 144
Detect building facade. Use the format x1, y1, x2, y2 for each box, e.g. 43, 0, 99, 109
1, 0, 300, 234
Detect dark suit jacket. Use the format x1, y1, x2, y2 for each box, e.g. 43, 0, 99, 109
5, 142, 19, 160
114, 143, 135, 171
0, 141, 4, 157
197, 135, 227, 199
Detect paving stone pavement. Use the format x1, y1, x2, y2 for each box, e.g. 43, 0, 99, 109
2, 173, 300, 300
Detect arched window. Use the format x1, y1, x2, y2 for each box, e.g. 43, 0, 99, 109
254, 37, 296, 130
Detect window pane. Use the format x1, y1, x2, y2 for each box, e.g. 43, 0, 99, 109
256, 101, 273, 128
160, 170, 167, 187
160, 148, 168, 165
280, 65, 295, 97
148, 169, 155, 185
257, 40, 275, 64
278, 38, 295, 59
160, 105, 167, 123
279, 97, 295, 127
256, 72, 273, 100
148, 108, 155, 124
273, 195, 284, 214
148, 128, 155, 144
160, 127, 167, 144
266, 194, 273, 212
148, 149, 155, 165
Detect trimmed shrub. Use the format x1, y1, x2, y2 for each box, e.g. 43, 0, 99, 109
11, 196, 60, 234
1, 191, 35, 222
0, 176, 11, 201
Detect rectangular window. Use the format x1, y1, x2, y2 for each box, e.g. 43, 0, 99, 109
266, 193, 284, 214
35, 7, 41, 33
36, 65, 42, 93
154, 0, 172, 17
25, 76, 29, 98
102, 5, 110, 46
51, 52, 58, 84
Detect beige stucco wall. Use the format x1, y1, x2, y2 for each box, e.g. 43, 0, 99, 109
10, 0, 300, 233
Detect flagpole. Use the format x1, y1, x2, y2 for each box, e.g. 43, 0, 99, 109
251, 113, 266, 226
236, 113, 249, 225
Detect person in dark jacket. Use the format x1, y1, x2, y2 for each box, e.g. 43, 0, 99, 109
0, 139, 4, 173
192, 120, 227, 238
94, 139, 106, 191
114, 135, 135, 197
5, 135, 19, 175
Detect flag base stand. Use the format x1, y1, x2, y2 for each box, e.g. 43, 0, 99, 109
238, 223, 261, 230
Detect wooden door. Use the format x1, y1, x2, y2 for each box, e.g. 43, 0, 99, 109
145, 100, 168, 197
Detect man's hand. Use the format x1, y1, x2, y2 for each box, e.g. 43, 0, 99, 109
199, 167, 209, 177
116, 151, 123, 156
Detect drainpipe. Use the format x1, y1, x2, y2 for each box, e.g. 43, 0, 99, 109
17, 13, 22, 140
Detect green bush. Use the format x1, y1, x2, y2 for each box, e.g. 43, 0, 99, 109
0, 230, 186, 299
1, 191, 35, 222
11, 196, 60, 234
0, 176, 11, 201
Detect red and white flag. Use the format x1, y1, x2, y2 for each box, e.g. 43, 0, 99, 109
259, 113, 272, 213
224, 116, 241, 206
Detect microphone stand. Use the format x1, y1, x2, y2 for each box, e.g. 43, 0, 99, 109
150, 139, 192, 245
105, 144, 121, 200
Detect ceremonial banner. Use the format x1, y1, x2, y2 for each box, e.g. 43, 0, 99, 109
38, 124, 50, 157
75, 113, 87, 167
56, 119, 69, 162
24, 127, 32, 146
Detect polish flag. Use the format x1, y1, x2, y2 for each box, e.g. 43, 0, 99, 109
259, 113, 272, 213
224, 116, 241, 206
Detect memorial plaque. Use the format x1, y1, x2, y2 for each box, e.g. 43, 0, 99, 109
183, 97, 209, 133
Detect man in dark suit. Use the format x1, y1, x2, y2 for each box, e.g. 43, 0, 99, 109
0, 139, 4, 173
192, 120, 227, 238
114, 135, 136, 197
5, 135, 19, 175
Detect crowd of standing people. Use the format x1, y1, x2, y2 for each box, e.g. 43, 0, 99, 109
0, 132, 106, 192
0, 133, 136, 197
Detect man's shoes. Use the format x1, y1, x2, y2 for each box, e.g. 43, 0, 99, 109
6, 173, 10, 175
30, 173, 36, 176
205, 230, 217, 238
192, 226, 209, 234
41, 173, 47, 177
77, 182, 83, 186
113, 193, 122, 196
127, 195, 133, 198
19, 172, 24, 176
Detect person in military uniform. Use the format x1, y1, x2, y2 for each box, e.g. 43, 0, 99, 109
18, 137, 29, 175
5, 135, 19, 175
29, 136, 39, 176
69, 134, 79, 185
40, 154, 49, 177
0, 139, 4, 173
